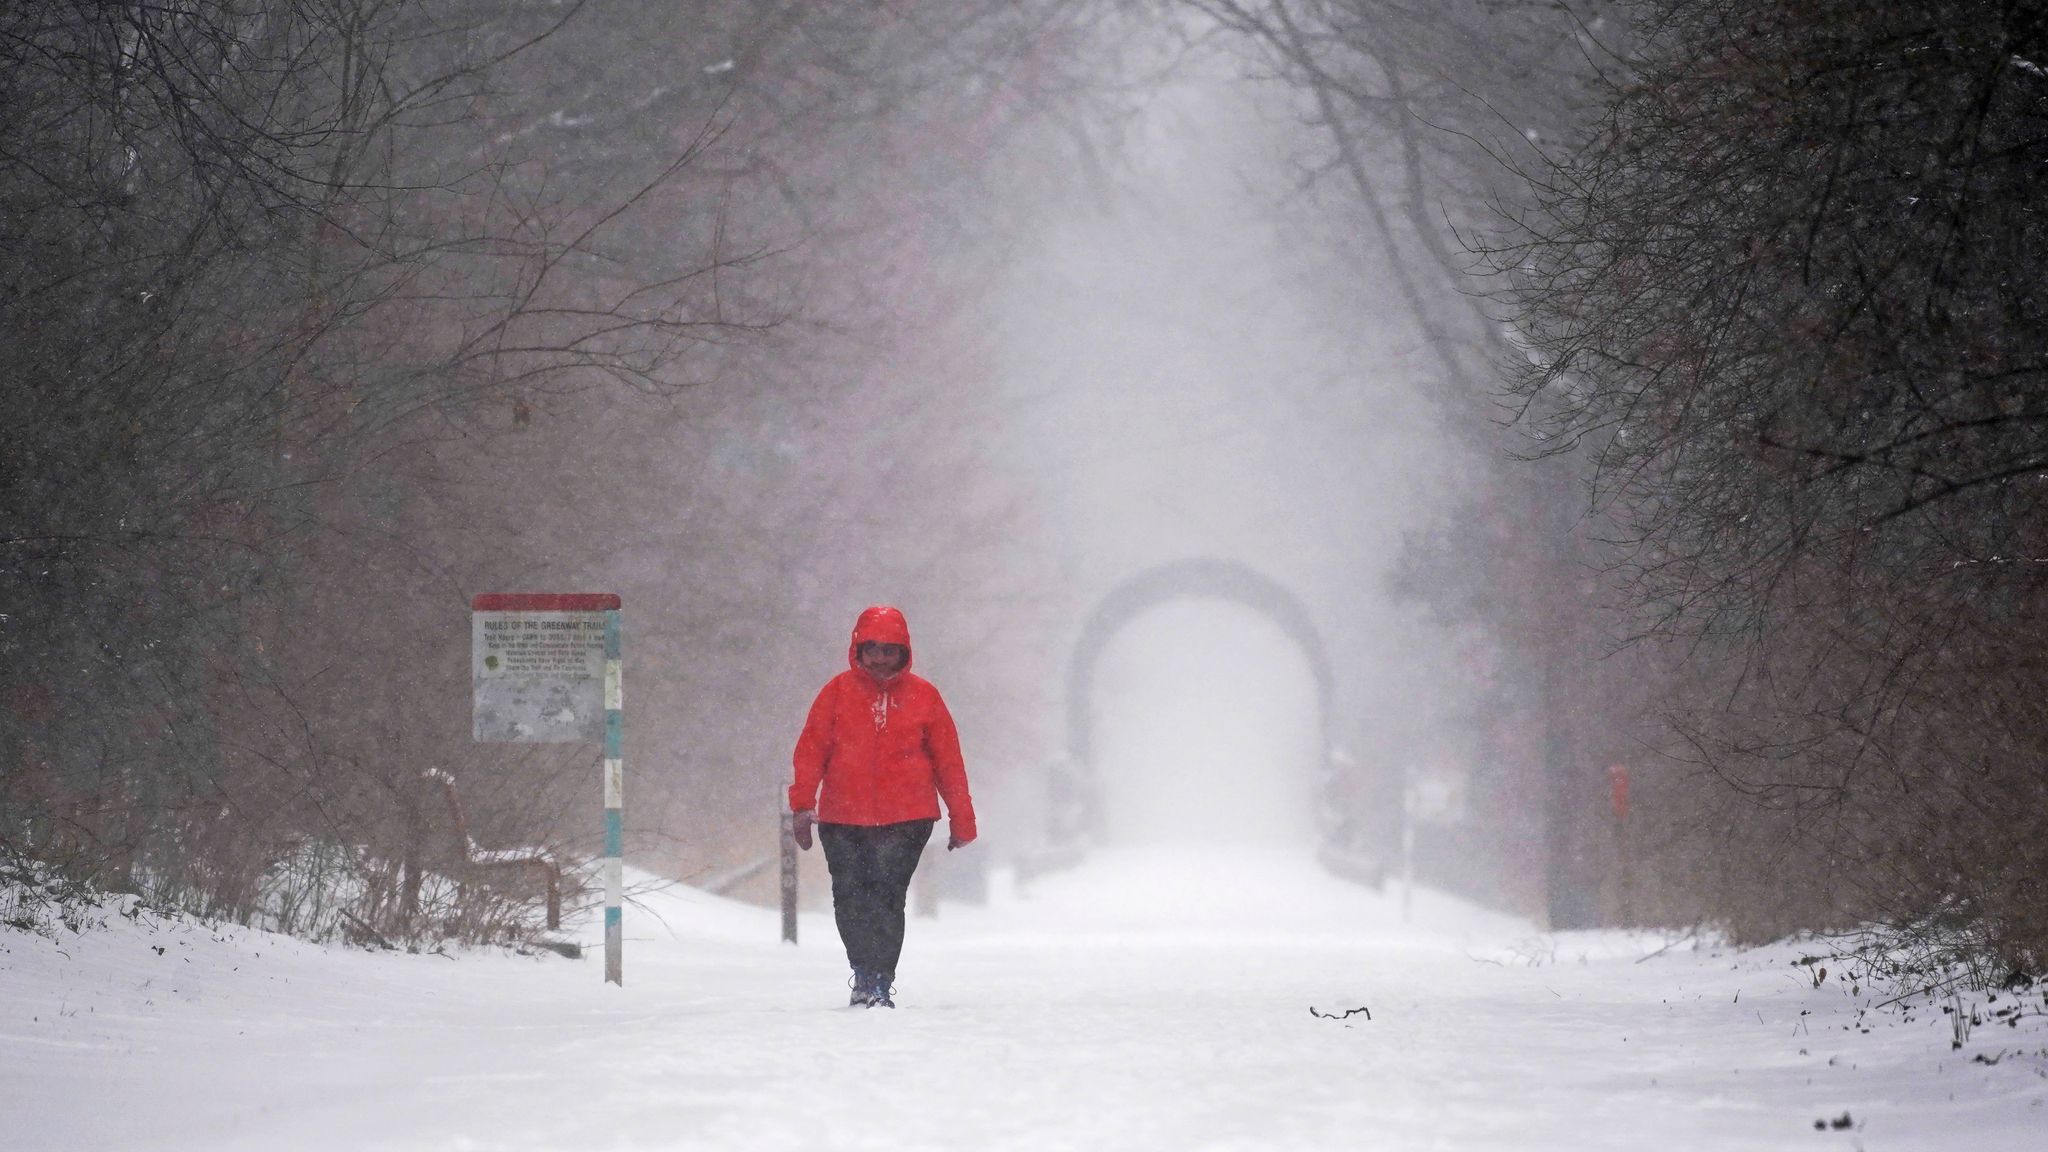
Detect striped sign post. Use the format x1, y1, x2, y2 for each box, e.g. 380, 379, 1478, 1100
471, 592, 623, 986
603, 607, 623, 984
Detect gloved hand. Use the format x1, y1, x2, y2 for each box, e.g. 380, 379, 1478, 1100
791, 809, 815, 852
947, 830, 974, 851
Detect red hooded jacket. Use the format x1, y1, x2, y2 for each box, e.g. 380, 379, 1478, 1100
790, 606, 977, 841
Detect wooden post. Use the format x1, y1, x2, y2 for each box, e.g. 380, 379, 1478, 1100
914, 839, 940, 919
1609, 764, 1632, 926
779, 808, 798, 944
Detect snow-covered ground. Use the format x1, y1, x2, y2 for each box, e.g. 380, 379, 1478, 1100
5, 848, 2044, 1151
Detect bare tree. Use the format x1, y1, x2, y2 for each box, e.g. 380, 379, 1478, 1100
1491, 0, 2048, 973
0, 0, 773, 937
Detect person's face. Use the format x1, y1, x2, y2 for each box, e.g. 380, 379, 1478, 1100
858, 641, 907, 678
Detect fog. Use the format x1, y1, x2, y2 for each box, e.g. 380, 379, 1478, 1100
1094, 600, 1321, 847
587, 41, 1494, 907
3, 0, 1530, 943
938, 58, 1483, 902
13, 5, 2045, 1143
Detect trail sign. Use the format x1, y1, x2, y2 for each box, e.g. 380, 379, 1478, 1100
472, 592, 625, 985
472, 593, 618, 742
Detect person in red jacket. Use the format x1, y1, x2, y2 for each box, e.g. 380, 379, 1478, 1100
790, 605, 976, 1008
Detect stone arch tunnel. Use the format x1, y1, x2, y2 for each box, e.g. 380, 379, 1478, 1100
1024, 557, 1385, 884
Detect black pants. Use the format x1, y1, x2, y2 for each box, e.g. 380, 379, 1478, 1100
818, 819, 934, 979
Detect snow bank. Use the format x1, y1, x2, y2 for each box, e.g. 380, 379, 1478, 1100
4, 849, 2044, 1152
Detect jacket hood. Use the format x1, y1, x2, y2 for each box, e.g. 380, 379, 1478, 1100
847, 605, 913, 679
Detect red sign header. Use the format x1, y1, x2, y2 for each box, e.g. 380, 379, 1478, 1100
472, 593, 620, 612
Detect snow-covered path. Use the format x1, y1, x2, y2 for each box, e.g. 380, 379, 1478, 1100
6, 849, 2044, 1151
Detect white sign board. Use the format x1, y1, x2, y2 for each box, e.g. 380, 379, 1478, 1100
471, 593, 616, 743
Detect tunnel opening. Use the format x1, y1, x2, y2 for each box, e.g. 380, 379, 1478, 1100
1092, 598, 1320, 849
1029, 558, 1390, 887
